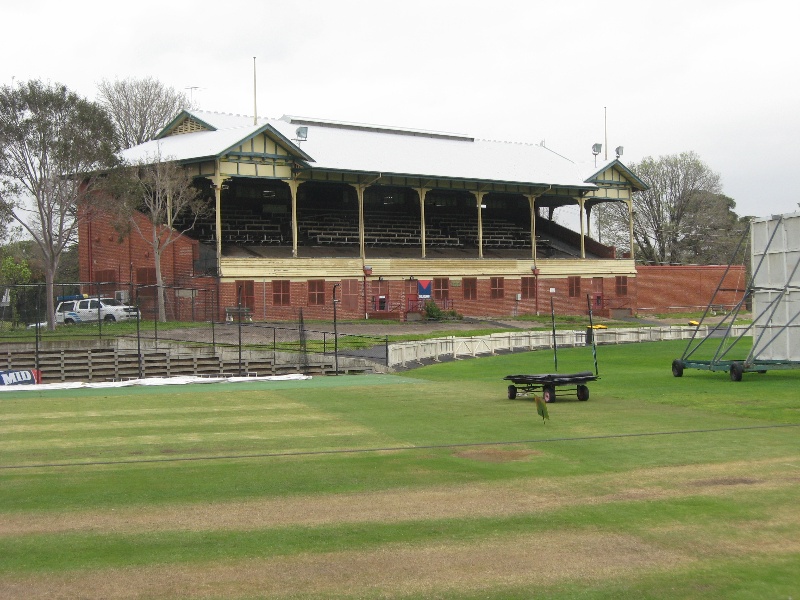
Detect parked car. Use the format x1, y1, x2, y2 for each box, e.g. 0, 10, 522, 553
55, 296, 140, 324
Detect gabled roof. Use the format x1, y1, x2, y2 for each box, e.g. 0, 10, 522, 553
584, 158, 649, 191
121, 110, 642, 192
156, 110, 219, 138
122, 110, 313, 164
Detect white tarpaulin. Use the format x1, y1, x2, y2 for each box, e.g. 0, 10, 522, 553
0, 373, 311, 392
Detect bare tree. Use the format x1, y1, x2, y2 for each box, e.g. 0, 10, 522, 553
105, 151, 206, 322
604, 152, 727, 264
0, 80, 117, 329
97, 77, 194, 149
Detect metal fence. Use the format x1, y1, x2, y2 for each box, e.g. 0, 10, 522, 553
0, 283, 388, 379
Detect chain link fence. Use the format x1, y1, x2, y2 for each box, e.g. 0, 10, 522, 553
0, 283, 387, 381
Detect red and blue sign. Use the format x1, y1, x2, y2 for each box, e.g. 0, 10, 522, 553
0, 369, 42, 386
417, 279, 432, 299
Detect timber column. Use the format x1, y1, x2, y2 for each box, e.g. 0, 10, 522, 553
211, 160, 223, 272
287, 179, 299, 257
475, 191, 486, 258
578, 196, 586, 259
417, 187, 429, 258
527, 194, 538, 262
356, 183, 366, 259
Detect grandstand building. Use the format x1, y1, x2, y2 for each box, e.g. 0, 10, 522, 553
79, 110, 741, 321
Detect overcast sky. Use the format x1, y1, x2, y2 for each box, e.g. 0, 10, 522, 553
2, 0, 797, 218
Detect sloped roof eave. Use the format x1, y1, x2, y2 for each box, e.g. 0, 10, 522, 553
296, 166, 598, 192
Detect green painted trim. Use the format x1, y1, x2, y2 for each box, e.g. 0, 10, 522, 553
225, 152, 296, 161
585, 159, 648, 191
296, 167, 595, 194
217, 124, 313, 163
155, 110, 218, 139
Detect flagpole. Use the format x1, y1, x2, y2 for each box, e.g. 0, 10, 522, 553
253, 56, 258, 125
550, 296, 558, 372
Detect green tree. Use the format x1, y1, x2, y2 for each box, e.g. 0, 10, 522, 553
680, 192, 749, 265
0, 255, 32, 328
0, 80, 118, 329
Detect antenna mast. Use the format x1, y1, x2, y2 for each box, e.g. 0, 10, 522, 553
253, 57, 258, 125
604, 106, 608, 161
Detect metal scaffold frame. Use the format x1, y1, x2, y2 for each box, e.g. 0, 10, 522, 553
672, 212, 800, 382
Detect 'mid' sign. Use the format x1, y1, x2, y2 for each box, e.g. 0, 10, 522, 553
0, 369, 42, 386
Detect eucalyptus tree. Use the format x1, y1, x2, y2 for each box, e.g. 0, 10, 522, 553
0, 80, 117, 329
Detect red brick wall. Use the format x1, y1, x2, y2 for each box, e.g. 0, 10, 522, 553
215, 267, 746, 322
216, 275, 631, 321
80, 208, 199, 287
79, 208, 212, 319
635, 265, 746, 314
80, 208, 746, 321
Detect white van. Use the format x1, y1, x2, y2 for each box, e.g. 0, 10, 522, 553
55, 296, 140, 324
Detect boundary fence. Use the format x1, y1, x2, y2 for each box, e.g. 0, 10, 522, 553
0, 283, 387, 379
388, 325, 751, 368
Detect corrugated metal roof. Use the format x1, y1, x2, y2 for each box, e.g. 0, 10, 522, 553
121, 110, 595, 189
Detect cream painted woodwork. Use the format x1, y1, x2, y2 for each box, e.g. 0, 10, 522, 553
171, 117, 207, 135
584, 164, 636, 201
219, 257, 636, 281
417, 187, 429, 258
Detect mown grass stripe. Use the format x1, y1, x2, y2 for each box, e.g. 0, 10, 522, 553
1, 423, 796, 470
0, 486, 794, 574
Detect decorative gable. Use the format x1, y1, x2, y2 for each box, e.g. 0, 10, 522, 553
594, 166, 632, 186
155, 111, 218, 140
584, 159, 648, 202
169, 117, 210, 136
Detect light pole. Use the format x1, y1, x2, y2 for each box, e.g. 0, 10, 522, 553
333, 283, 340, 375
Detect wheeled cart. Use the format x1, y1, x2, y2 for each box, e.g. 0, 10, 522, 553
503, 371, 597, 402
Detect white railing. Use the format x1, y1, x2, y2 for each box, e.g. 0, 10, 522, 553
388, 325, 750, 368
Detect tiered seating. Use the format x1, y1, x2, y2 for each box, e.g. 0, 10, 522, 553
220, 208, 285, 245
300, 211, 462, 248
364, 213, 460, 247
432, 215, 532, 249
302, 211, 359, 246
173, 206, 286, 246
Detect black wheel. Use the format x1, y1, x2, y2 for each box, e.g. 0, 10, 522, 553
507, 385, 517, 400
104, 314, 116, 322
730, 362, 744, 382
64, 318, 75, 325
542, 385, 556, 403
672, 359, 684, 378
577, 384, 589, 401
